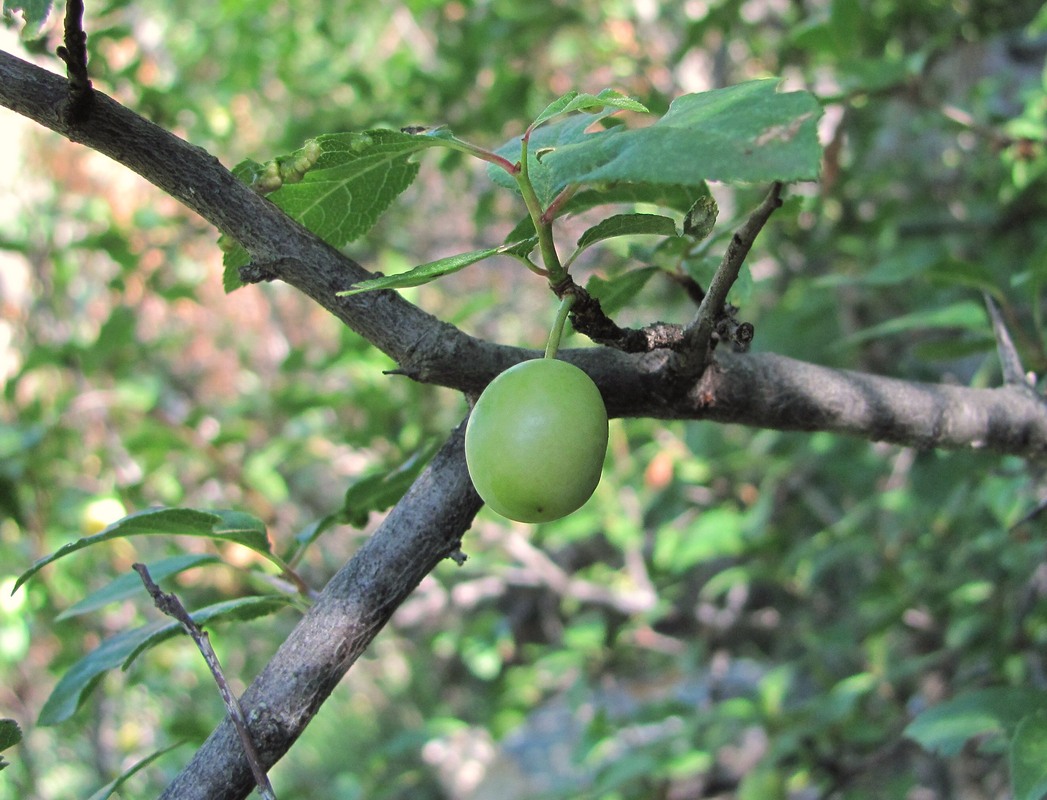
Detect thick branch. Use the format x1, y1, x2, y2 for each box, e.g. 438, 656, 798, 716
0, 48, 467, 375
4, 42, 1047, 800
2, 48, 1046, 461
695, 351, 1047, 455
159, 422, 482, 800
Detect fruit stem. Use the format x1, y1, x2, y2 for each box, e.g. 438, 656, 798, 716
544, 293, 576, 359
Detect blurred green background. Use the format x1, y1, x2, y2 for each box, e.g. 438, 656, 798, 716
2, 0, 1047, 796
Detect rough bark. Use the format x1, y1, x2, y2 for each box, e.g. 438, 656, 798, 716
3, 46, 1047, 800
158, 424, 482, 800
2, 49, 1044, 456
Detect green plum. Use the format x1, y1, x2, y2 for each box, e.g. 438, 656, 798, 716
465, 358, 608, 523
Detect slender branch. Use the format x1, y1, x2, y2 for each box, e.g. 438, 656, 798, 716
682, 181, 783, 369
3, 49, 1046, 458
984, 293, 1034, 389
55, 0, 93, 123
158, 422, 482, 800
133, 564, 276, 800
4, 40, 1047, 800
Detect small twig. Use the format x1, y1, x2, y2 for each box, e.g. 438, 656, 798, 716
55, 0, 94, 123
684, 182, 783, 360
554, 279, 686, 352
133, 563, 277, 800
666, 271, 707, 306
984, 293, 1033, 389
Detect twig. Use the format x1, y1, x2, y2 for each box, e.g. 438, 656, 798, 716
554, 279, 686, 353
55, 0, 94, 123
133, 563, 277, 800
684, 182, 783, 362
984, 293, 1034, 389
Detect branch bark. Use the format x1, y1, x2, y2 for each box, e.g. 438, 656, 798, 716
158, 422, 482, 800
4, 44, 1047, 800
2, 49, 1044, 456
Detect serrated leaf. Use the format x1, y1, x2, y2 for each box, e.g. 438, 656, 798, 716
489, 111, 621, 206
585, 267, 660, 315
1012, 712, 1047, 800
121, 595, 291, 666
338, 238, 538, 295
56, 554, 221, 621
571, 181, 713, 215
38, 596, 292, 725
0, 719, 20, 750
3, 0, 52, 37
531, 89, 648, 130
223, 130, 438, 290
337, 440, 442, 528
503, 182, 712, 244
15, 508, 269, 592
86, 741, 184, 800
558, 80, 822, 183
905, 687, 1047, 757
684, 195, 719, 240
508, 81, 821, 202
576, 213, 678, 252
0, 718, 21, 772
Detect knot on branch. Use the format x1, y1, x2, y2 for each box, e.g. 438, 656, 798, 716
555, 276, 754, 356
57, 0, 94, 124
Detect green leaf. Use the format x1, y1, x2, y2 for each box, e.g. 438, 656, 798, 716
503, 182, 711, 243
653, 507, 746, 573
223, 130, 438, 290
86, 741, 184, 800
15, 508, 270, 592
121, 595, 291, 666
684, 255, 753, 307
38, 596, 292, 725
905, 687, 1047, 757
683, 195, 720, 241
1011, 711, 1047, 800
337, 441, 442, 528
0, 718, 21, 773
575, 213, 678, 252
842, 300, 986, 345
540, 80, 822, 188
338, 238, 537, 296
530, 89, 648, 130
929, 259, 1002, 296
490, 111, 622, 206
569, 181, 712, 216
2, 0, 52, 37
55, 554, 221, 621
585, 267, 660, 316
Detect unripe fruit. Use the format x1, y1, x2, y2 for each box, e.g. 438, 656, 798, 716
465, 358, 608, 523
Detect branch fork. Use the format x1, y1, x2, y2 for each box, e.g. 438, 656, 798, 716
559, 182, 783, 375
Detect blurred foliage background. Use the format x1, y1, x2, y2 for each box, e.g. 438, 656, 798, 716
2, 0, 1047, 797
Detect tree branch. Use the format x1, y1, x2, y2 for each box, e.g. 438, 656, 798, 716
133, 564, 276, 799
680, 181, 783, 373
158, 422, 482, 800
55, 0, 94, 123
4, 43, 1047, 800
2, 49, 1045, 459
